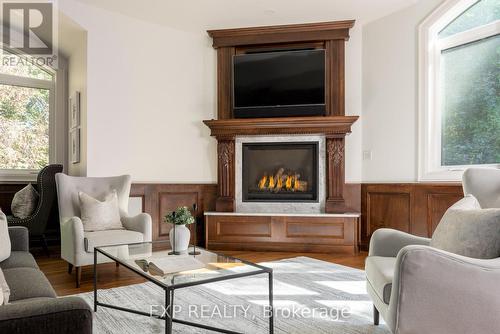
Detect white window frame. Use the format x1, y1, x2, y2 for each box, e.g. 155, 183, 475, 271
0, 57, 56, 182
418, 0, 500, 181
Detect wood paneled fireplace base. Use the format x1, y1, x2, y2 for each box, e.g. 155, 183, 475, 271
205, 212, 360, 254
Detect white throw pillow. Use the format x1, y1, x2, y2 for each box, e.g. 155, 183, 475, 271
449, 194, 482, 210
79, 190, 123, 232
0, 209, 11, 262
0, 268, 10, 305
11, 184, 39, 219
431, 195, 500, 259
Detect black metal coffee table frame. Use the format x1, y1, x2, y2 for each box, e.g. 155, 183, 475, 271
94, 243, 274, 334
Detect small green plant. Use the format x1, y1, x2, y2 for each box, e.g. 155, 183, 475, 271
164, 206, 195, 225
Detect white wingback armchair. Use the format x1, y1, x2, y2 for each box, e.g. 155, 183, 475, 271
365, 168, 500, 334
55, 174, 152, 287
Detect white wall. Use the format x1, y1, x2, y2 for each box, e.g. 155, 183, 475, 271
67, 40, 87, 177
59, 14, 88, 176
59, 0, 449, 184
59, 0, 364, 183
361, 0, 442, 182
60, 0, 217, 183
345, 25, 363, 183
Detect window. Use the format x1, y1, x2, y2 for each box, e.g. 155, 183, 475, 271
0, 51, 55, 180
419, 0, 499, 181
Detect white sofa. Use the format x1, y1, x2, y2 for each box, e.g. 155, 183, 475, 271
55, 174, 152, 287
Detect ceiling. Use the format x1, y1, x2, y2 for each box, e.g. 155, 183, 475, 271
75, 0, 420, 32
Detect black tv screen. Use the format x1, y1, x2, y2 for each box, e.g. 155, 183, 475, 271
233, 49, 326, 118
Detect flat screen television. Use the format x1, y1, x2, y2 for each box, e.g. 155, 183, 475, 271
233, 49, 326, 118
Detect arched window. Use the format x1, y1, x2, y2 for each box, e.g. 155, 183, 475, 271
419, 0, 499, 181
0, 51, 55, 180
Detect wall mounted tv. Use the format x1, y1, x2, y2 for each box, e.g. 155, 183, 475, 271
233, 49, 326, 118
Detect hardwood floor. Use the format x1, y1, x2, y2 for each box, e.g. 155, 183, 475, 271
33, 248, 367, 296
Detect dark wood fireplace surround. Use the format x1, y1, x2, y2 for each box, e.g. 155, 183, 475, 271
203, 20, 361, 254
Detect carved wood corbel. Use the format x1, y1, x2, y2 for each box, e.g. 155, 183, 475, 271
216, 137, 235, 212
326, 136, 346, 213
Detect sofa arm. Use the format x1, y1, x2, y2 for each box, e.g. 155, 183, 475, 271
122, 213, 152, 242
60, 217, 85, 265
387, 245, 500, 334
8, 226, 29, 252
368, 228, 430, 257
0, 296, 92, 334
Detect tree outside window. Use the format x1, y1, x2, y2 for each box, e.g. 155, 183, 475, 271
420, 0, 500, 181
439, 0, 500, 166
0, 53, 54, 171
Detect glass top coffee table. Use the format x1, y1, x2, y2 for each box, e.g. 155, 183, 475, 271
94, 241, 274, 334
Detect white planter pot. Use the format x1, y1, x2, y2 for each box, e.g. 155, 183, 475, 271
169, 224, 190, 252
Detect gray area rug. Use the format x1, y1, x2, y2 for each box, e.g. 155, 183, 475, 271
78, 257, 390, 333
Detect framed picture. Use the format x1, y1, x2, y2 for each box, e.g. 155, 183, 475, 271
70, 128, 80, 164
69, 91, 80, 128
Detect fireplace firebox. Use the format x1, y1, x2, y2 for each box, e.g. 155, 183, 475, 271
242, 142, 318, 202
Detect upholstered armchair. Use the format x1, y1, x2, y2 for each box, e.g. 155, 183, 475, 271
55, 174, 152, 287
365, 168, 500, 334
8, 164, 63, 256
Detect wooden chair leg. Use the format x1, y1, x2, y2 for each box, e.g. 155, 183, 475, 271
76, 266, 82, 288
373, 305, 380, 326
68, 263, 73, 274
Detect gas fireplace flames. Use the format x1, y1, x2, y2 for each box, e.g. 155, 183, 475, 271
256, 168, 308, 193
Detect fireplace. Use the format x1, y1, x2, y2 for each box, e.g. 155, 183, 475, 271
204, 20, 358, 213
234, 135, 326, 213
242, 142, 319, 202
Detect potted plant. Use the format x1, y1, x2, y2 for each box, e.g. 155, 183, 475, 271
164, 206, 195, 252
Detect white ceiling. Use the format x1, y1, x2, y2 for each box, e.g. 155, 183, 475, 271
75, 0, 420, 32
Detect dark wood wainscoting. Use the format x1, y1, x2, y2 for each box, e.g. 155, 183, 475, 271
130, 184, 217, 245
2, 181, 463, 253
344, 183, 361, 212
360, 183, 463, 250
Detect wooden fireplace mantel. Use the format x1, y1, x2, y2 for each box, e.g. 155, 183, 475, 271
203, 116, 358, 213
203, 116, 359, 138
205, 20, 357, 213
